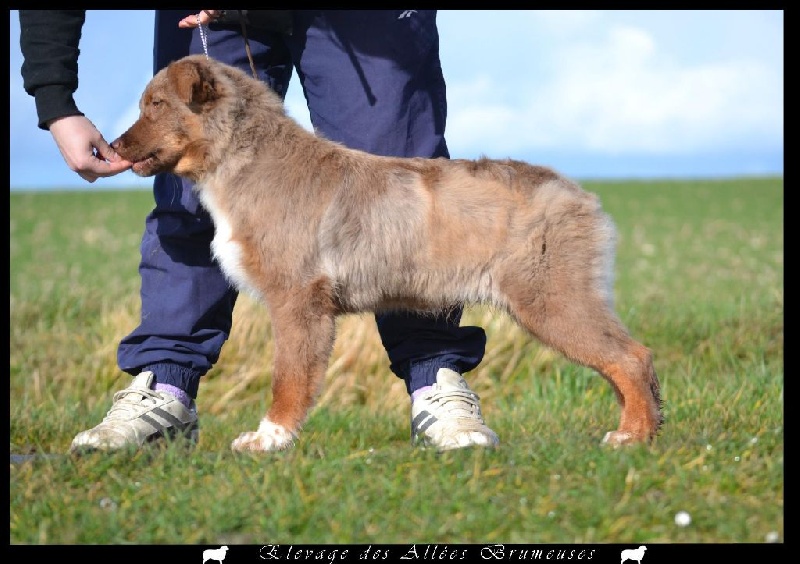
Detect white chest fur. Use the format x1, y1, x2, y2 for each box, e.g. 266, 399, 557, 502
196, 185, 263, 300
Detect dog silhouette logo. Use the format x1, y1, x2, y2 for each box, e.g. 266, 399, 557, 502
620, 545, 647, 564
203, 545, 229, 564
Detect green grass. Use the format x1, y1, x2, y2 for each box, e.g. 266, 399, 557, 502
9, 177, 783, 544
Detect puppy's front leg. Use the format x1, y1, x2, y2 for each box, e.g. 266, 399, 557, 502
231, 281, 337, 452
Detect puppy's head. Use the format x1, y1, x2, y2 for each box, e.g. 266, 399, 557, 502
111, 55, 222, 181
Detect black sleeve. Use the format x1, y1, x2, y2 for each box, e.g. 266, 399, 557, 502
19, 10, 87, 130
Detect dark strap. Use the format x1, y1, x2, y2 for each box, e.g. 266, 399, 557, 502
238, 10, 258, 80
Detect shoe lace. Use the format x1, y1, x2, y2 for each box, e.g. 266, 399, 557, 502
102, 387, 163, 422
426, 388, 484, 421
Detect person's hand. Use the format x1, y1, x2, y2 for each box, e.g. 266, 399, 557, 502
47, 115, 132, 183
178, 10, 223, 29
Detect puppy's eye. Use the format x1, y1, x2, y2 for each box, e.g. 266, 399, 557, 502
151, 99, 162, 107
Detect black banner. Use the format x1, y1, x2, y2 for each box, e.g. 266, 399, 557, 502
7, 543, 786, 562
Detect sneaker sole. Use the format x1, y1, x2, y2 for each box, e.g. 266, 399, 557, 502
69, 423, 200, 455
412, 431, 500, 451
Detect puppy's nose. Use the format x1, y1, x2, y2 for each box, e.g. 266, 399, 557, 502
110, 137, 123, 151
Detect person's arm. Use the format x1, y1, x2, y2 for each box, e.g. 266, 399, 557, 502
19, 10, 86, 130
18, 10, 131, 183
177, 10, 292, 34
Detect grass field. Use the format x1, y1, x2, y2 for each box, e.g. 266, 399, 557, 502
9, 177, 783, 545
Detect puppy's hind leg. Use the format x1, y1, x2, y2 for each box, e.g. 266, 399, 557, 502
231, 278, 338, 453
503, 283, 663, 446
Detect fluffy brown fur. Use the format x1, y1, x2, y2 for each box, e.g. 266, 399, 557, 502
112, 55, 663, 452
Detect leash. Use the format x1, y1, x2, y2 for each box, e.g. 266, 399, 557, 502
197, 10, 259, 80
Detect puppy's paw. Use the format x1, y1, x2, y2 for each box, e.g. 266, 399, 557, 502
231, 418, 296, 452
601, 430, 635, 447
602, 428, 658, 447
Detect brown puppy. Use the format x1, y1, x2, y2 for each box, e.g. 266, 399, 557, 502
112, 54, 663, 452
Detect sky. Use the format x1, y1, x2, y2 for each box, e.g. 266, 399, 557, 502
9, 10, 784, 191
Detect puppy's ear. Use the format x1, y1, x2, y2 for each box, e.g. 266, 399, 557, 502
167, 58, 219, 110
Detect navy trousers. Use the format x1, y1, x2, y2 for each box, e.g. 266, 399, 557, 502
117, 10, 486, 398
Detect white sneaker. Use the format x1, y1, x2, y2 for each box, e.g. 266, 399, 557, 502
411, 368, 500, 450
69, 371, 199, 453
